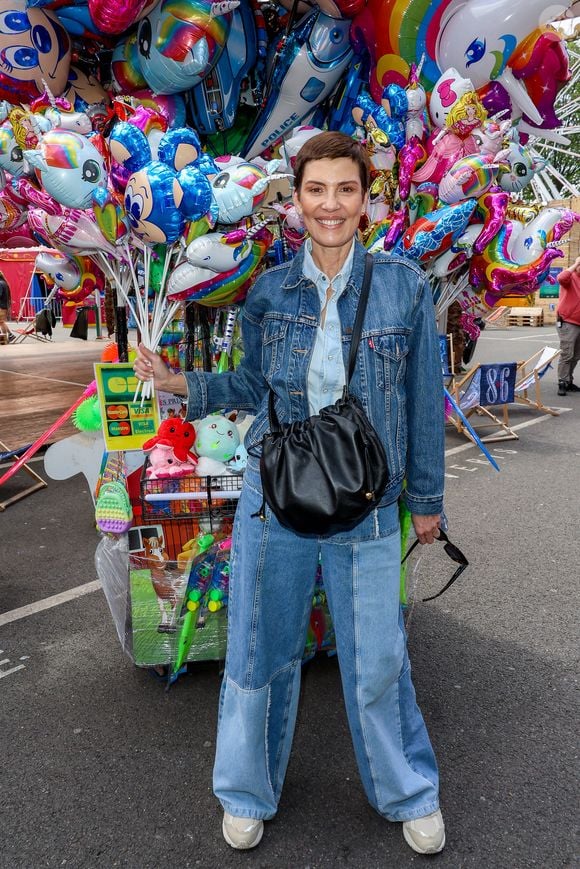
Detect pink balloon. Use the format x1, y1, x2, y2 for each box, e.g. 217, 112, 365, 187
472, 190, 509, 255
397, 137, 424, 202
27, 207, 117, 257
11, 178, 64, 216
88, 0, 153, 35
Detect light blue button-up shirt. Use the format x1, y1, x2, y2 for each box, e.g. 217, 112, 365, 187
302, 238, 355, 415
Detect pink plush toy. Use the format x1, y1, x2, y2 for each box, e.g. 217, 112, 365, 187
145, 442, 197, 480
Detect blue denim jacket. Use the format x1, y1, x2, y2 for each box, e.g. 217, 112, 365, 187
184, 240, 444, 516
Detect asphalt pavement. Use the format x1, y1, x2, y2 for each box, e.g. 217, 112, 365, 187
0, 325, 578, 869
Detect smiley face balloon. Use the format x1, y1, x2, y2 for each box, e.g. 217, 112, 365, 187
0, 0, 71, 103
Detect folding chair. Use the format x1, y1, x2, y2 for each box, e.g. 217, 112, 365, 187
11, 322, 52, 344
448, 361, 519, 442
0, 440, 47, 510
513, 346, 561, 417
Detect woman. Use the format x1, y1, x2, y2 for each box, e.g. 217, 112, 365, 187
134, 131, 446, 855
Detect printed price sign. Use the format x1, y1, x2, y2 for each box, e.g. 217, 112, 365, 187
94, 363, 160, 451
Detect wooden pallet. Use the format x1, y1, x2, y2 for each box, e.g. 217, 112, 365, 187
507, 307, 544, 327
484, 306, 511, 329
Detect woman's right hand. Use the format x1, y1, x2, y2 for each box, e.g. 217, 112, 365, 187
134, 343, 180, 393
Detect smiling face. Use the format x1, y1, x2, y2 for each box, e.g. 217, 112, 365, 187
293, 158, 366, 262
0, 4, 71, 102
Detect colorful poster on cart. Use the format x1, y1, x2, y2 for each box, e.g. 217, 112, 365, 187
94, 363, 160, 451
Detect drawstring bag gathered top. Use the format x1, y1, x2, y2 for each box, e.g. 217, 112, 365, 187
255, 253, 389, 536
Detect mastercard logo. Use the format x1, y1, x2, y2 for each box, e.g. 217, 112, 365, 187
108, 420, 131, 437
107, 404, 129, 420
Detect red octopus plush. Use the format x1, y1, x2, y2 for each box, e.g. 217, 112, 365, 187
142, 418, 198, 463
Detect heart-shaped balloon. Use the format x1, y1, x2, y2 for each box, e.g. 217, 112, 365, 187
92, 187, 127, 245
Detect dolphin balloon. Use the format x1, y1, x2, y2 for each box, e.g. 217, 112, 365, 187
395, 199, 478, 263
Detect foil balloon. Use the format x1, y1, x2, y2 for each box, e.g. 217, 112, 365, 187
242, 7, 353, 160
11, 175, 64, 214
435, 0, 573, 128
36, 251, 105, 301
470, 241, 563, 307
0, 0, 71, 103
89, 0, 153, 35
395, 199, 478, 263
27, 207, 118, 256
111, 34, 148, 93
189, 0, 257, 135
430, 223, 484, 278
428, 68, 476, 130
0, 189, 24, 230
352, 92, 406, 151
506, 208, 580, 264
24, 130, 107, 209
504, 27, 570, 140
63, 66, 110, 113
130, 90, 187, 128
109, 122, 152, 172
167, 227, 272, 306
136, 0, 231, 95
397, 136, 424, 202
469, 207, 580, 304
210, 158, 286, 224
472, 188, 510, 255
124, 159, 212, 244
35, 250, 80, 290
92, 186, 128, 245
496, 141, 546, 193
438, 152, 508, 204
404, 62, 427, 142
0, 121, 28, 177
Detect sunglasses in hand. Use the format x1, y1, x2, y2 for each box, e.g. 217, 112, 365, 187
401, 528, 469, 602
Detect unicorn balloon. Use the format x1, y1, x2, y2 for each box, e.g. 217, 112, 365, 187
436, 0, 573, 127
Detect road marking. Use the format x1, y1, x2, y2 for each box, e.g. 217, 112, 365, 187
0, 580, 101, 627
0, 656, 26, 679
478, 333, 558, 342
0, 368, 88, 387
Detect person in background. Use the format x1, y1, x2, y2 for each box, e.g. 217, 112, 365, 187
556, 254, 580, 396
0, 270, 14, 344
446, 299, 466, 373
134, 132, 446, 856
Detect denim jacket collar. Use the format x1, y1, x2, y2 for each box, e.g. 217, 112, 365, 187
281, 237, 368, 297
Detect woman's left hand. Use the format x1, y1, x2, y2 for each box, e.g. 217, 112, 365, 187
411, 514, 441, 545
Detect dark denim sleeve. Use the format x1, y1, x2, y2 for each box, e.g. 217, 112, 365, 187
183, 287, 268, 421
403, 272, 445, 516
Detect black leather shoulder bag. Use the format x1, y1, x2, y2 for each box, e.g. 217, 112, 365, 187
256, 252, 389, 536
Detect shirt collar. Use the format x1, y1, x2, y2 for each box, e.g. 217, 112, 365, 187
302, 238, 355, 297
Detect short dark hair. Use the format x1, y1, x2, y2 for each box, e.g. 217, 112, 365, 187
293, 131, 371, 193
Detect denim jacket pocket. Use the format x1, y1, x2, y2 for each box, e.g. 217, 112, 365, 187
371, 332, 409, 391
262, 317, 288, 381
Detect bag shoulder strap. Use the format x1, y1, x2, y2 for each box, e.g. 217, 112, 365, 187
268, 251, 374, 432
347, 252, 374, 385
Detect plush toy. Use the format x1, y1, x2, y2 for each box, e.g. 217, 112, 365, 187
195, 455, 230, 477
142, 417, 197, 462
228, 443, 248, 473
145, 442, 197, 479
195, 415, 240, 463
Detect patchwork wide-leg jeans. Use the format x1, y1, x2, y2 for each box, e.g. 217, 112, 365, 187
213, 467, 440, 822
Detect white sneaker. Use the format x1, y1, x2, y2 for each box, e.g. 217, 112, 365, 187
402, 809, 446, 854
222, 811, 264, 849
